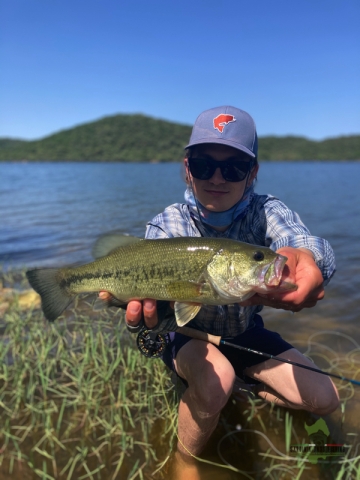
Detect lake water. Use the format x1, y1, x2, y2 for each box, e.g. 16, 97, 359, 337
1, 161, 359, 269
1, 161, 360, 478
2, 160, 360, 337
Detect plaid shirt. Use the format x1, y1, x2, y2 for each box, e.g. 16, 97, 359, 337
145, 193, 336, 338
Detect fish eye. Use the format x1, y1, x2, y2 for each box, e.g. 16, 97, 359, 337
253, 251, 265, 261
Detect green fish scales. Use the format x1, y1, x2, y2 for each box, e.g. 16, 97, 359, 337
60, 238, 215, 301
27, 235, 296, 325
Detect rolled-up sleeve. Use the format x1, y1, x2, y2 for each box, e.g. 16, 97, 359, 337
264, 199, 336, 284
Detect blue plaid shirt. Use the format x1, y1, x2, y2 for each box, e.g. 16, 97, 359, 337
145, 193, 336, 338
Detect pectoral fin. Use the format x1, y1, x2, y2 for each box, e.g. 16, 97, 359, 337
174, 302, 201, 327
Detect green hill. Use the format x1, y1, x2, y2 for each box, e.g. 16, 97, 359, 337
0, 113, 359, 161
259, 135, 360, 161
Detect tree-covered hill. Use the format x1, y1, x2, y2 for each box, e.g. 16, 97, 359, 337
259, 135, 360, 161
0, 114, 192, 162
0, 113, 359, 161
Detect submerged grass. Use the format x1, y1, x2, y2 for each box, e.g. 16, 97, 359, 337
0, 270, 178, 479
1, 269, 360, 479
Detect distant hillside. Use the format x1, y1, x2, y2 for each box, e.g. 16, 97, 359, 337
0, 114, 191, 162
0, 114, 359, 161
259, 135, 360, 161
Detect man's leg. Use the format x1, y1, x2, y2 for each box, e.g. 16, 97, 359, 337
173, 338, 236, 457
245, 348, 340, 414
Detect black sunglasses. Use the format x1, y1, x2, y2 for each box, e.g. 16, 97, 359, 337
187, 157, 255, 182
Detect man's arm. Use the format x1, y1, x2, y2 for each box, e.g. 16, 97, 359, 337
263, 198, 336, 285
243, 198, 335, 312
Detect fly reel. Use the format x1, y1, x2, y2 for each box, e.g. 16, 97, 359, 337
136, 329, 168, 358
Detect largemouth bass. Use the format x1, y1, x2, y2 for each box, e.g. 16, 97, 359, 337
26, 234, 296, 326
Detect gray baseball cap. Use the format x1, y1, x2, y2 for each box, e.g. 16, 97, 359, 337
185, 106, 258, 158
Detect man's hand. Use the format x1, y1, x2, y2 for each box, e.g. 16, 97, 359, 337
240, 247, 325, 312
126, 299, 158, 330
98, 292, 159, 329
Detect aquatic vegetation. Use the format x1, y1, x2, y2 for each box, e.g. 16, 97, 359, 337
1, 269, 360, 479
0, 275, 178, 479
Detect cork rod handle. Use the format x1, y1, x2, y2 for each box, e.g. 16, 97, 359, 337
176, 326, 222, 346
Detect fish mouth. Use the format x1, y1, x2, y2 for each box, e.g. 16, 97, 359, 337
259, 255, 288, 286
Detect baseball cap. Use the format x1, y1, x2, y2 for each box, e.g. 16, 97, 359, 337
185, 106, 258, 158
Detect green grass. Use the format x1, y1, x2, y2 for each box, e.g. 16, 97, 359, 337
1, 270, 360, 479
0, 275, 178, 479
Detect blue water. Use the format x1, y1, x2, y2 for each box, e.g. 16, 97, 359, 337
1, 161, 359, 267
1, 161, 360, 326
1, 162, 186, 267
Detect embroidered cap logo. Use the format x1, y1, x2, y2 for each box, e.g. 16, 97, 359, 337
213, 114, 236, 133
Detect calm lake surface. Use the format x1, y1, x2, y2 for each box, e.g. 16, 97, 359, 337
1, 160, 359, 271
2, 160, 360, 334
1, 161, 360, 478
1, 161, 359, 269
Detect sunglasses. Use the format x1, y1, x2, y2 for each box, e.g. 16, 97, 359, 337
187, 157, 255, 182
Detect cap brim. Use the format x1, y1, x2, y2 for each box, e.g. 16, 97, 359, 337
184, 138, 256, 158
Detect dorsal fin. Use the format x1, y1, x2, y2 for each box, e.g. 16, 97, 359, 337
92, 232, 142, 259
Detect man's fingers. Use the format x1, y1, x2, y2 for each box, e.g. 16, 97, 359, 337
125, 299, 158, 330
126, 300, 142, 326
143, 299, 158, 329
240, 284, 325, 311
99, 291, 111, 300
314, 285, 325, 301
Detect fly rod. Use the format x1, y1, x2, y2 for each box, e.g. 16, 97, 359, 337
175, 326, 360, 387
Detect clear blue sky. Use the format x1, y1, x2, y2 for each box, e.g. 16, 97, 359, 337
1, 0, 359, 140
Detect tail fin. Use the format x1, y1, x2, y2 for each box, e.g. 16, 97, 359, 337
26, 268, 73, 322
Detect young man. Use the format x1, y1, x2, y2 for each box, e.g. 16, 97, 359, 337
125, 106, 339, 460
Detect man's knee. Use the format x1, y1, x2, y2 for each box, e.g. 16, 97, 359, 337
175, 341, 236, 416
247, 353, 340, 415
306, 382, 340, 415
187, 361, 236, 416
285, 377, 340, 414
